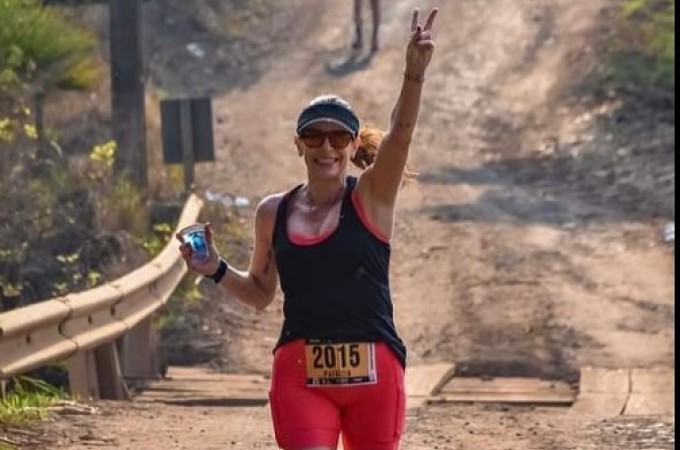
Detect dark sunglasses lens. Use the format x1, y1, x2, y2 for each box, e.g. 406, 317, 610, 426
300, 131, 353, 149
328, 132, 352, 149
300, 133, 325, 148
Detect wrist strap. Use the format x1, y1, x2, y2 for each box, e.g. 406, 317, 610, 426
206, 258, 228, 284
404, 71, 425, 83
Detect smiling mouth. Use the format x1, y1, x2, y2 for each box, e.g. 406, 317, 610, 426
314, 157, 340, 166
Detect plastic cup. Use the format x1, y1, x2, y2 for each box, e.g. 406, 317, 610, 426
181, 225, 210, 263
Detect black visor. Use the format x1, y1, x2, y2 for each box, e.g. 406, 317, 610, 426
296, 100, 360, 137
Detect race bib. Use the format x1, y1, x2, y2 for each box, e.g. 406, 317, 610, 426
304, 341, 377, 386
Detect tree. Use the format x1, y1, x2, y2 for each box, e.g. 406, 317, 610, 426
0, 0, 99, 159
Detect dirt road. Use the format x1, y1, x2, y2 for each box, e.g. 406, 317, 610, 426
188, 0, 674, 380
18, 0, 674, 448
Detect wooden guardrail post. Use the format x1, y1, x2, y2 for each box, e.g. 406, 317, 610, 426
68, 344, 130, 400
95, 342, 130, 400
67, 350, 100, 400
121, 317, 161, 383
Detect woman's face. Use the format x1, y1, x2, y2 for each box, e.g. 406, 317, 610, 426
295, 121, 356, 181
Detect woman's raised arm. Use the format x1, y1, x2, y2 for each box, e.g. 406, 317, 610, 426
361, 7, 438, 206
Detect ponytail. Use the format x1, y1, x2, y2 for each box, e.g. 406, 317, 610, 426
351, 126, 417, 185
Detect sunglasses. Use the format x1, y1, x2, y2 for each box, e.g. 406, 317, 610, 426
299, 130, 354, 149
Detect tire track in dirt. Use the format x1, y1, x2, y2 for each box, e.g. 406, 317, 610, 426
341, 0, 673, 380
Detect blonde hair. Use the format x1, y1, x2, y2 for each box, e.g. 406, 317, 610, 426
351, 126, 417, 185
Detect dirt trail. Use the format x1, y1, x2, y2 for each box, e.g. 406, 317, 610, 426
24, 0, 674, 448
200, 0, 674, 378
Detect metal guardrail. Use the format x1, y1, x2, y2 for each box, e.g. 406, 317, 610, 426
0, 194, 203, 399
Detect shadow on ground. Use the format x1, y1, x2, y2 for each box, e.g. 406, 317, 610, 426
418, 131, 674, 226
324, 49, 376, 77
142, 0, 321, 96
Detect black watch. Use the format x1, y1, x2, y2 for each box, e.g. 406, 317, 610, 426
206, 258, 228, 284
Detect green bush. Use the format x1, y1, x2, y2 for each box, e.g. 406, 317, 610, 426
0, 0, 99, 99
0, 375, 65, 425
605, 0, 675, 94
0, 140, 150, 308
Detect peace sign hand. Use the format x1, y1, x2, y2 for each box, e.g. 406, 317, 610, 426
406, 7, 438, 75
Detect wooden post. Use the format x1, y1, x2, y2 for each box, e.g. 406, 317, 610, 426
67, 350, 100, 400
94, 342, 131, 400
110, 0, 148, 189
179, 100, 195, 193
121, 318, 161, 382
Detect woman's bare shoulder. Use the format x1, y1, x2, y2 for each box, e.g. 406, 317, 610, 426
255, 192, 288, 222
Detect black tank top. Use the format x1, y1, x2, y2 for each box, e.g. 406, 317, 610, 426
272, 176, 407, 367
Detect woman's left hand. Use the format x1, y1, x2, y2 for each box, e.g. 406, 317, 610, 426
405, 7, 438, 75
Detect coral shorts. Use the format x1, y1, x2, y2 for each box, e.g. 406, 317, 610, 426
268, 339, 405, 450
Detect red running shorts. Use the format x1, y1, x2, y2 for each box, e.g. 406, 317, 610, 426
268, 339, 406, 450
